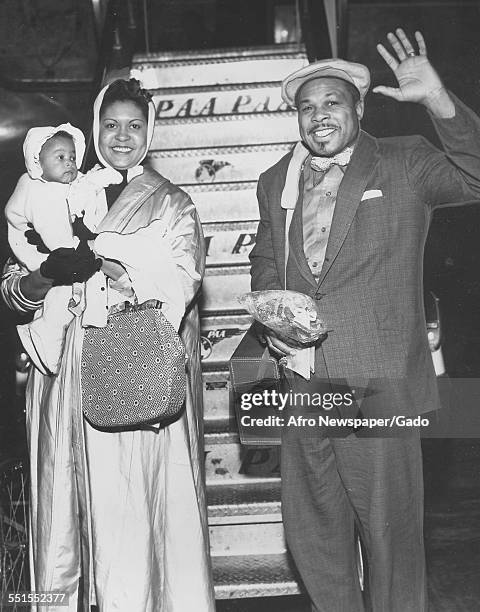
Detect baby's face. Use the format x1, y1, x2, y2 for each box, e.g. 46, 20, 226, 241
39, 135, 78, 183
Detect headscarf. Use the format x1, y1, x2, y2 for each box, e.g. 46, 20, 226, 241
92, 79, 156, 180
23, 123, 85, 180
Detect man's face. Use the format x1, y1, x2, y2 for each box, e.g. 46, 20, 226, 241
296, 77, 364, 156
39, 135, 78, 183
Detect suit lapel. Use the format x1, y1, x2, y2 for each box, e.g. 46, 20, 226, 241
317, 131, 379, 286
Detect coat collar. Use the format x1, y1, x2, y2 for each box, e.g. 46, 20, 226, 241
96, 166, 168, 233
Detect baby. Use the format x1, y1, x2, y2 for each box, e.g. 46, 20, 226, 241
5, 123, 119, 374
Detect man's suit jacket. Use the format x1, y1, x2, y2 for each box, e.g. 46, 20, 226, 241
250, 95, 480, 417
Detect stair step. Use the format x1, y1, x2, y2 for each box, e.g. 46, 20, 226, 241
200, 313, 251, 367
134, 58, 306, 90
148, 142, 293, 188
213, 553, 302, 599
205, 431, 239, 445
201, 267, 251, 313
183, 182, 259, 223
152, 83, 287, 120
205, 443, 280, 484
151, 112, 298, 150
208, 481, 281, 524
205, 416, 237, 436
134, 43, 306, 64
203, 369, 230, 423
132, 44, 307, 89
210, 521, 286, 556
203, 219, 257, 268
151, 80, 289, 96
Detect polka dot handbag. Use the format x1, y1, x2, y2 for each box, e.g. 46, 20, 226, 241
81, 299, 186, 428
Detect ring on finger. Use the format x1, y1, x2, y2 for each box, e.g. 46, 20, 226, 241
407, 51, 416, 57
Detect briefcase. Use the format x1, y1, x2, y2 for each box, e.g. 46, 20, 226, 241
229, 324, 284, 446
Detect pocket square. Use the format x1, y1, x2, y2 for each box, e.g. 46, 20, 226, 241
361, 189, 383, 201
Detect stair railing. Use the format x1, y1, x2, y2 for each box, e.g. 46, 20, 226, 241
298, 0, 349, 61
82, 0, 143, 170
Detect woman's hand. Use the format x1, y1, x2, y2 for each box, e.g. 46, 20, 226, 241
19, 268, 54, 302
99, 257, 127, 281
39, 243, 102, 285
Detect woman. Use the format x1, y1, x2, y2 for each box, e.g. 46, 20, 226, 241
1, 79, 214, 611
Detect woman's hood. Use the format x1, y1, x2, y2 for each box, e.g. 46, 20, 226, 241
92, 81, 156, 171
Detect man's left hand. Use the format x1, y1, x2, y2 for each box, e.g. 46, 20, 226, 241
373, 29, 454, 117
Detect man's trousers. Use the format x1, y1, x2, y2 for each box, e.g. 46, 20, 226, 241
281, 412, 427, 612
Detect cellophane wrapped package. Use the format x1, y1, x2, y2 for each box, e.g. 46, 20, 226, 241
238, 290, 327, 344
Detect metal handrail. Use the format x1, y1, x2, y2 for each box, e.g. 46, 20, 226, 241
299, 0, 334, 61
0, 75, 93, 93
299, 0, 350, 61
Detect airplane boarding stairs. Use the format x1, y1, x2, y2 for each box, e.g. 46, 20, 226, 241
131, 44, 309, 599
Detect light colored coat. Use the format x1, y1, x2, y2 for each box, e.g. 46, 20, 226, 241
5, 167, 214, 611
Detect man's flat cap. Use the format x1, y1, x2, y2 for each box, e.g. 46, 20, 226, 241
282, 58, 371, 107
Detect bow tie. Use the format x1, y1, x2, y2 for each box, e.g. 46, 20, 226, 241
310, 147, 353, 173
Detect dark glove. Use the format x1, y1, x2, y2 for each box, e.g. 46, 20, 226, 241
72, 215, 98, 242
25, 223, 50, 254
40, 245, 102, 285
40, 247, 78, 285
73, 241, 103, 282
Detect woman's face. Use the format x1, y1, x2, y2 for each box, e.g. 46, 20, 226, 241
98, 100, 148, 169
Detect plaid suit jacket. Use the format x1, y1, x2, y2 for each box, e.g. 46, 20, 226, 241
250, 95, 480, 417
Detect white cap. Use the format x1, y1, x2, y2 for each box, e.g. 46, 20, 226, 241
282, 59, 371, 108
23, 123, 85, 180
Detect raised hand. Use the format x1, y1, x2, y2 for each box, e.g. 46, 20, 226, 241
373, 29, 444, 105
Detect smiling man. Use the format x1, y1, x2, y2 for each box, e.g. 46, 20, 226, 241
297, 74, 363, 157
249, 29, 480, 611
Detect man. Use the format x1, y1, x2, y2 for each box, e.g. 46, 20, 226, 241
249, 29, 480, 611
